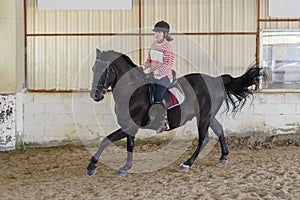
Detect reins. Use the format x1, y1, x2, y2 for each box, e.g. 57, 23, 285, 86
95, 52, 151, 92
112, 76, 151, 91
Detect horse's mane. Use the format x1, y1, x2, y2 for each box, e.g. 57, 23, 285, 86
106, 50, 138, 68
120, 54, 138, 68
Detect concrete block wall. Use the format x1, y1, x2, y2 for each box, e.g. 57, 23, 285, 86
22, 92, 118, 146
222, 93, 300, 136
20, 92, 300, 146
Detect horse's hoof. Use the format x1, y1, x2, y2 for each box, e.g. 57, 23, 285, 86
179, 163, 189, 172
86, 168, 97, 176
219, 159, 228, 166
117, 169, 127, 177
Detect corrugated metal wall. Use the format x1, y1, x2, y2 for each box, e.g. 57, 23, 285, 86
25, 0, 300, 91
26, 0, 140, 90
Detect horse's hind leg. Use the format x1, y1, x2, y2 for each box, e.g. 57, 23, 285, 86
180, 115, 210, 171
117, 135, 135, 176
87, 128, 127, 176
210, 117, 229, 165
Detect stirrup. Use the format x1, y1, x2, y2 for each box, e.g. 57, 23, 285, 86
156, 121, 170, 133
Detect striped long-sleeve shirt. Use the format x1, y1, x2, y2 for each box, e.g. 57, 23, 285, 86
143, 40, 174, 80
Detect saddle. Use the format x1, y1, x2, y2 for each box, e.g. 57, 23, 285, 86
148, 71, 185, 110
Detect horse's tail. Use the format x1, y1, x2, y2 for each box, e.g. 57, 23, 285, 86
221, 64, 266, 113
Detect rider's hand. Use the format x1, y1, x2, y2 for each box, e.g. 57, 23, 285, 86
140, 66, 153, 80
145, 73, 153, 80
141, 65, 151, 74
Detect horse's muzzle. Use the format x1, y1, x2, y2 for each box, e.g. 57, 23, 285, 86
90, 90, 104, 102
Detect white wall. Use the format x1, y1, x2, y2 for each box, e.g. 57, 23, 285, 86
223, 93, 300, 135
21, 92, 300, 146
0, 0, 24, 93
0, 0, 24, 150
0, 0, 17, 93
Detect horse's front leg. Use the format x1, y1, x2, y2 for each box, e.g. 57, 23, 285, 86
87, 128, 127, 176
117, 135, 135, 176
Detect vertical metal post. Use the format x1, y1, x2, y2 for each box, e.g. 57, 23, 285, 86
256, 0, 261, 66
138, 0, 142, 65
23, 0, 28, 89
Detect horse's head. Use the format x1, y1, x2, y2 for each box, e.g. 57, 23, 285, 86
90, 49, 116, 102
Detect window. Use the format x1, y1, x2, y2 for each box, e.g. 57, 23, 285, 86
260, 30, 300, 89
38, 0, 132, 10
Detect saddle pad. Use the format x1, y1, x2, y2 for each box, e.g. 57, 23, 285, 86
167, 83, 185, 109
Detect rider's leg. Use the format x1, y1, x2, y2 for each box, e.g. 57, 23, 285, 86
154, 77, 170, 133
156, 99, 169, 132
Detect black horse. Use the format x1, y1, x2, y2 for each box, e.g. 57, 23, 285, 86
87, 49, 265, 176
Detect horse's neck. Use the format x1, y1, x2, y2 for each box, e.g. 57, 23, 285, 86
111, 57, 144, 90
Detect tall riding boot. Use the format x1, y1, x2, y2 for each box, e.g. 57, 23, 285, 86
156, 100, 170, 133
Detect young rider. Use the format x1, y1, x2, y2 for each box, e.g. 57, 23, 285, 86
141, 21, 175, 133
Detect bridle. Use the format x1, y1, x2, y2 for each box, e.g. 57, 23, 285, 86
94, 59, 112, 94
94, 57, 154, 94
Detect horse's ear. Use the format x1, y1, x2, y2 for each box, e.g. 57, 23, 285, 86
96, 49, 102, 59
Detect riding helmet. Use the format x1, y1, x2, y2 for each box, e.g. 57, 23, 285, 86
152, 21, 170, 33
